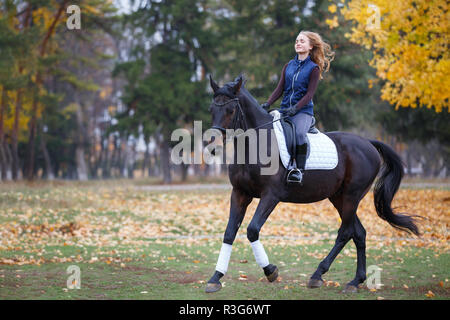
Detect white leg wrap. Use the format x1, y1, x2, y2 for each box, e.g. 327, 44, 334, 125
251, 240, 269, 268
215, 243, 232, 274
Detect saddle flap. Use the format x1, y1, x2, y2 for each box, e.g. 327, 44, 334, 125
270, 110, 338, 171
279, 118, 296, 160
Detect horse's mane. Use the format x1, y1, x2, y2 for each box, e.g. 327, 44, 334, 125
239, 86, 261, 109
221, 75, 262, 110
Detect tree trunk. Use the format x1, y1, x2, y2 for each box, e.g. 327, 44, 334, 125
142, 135, 150, 178
127, 141, 136, 179
160, 134, 171, 184
91, 139, 100, 179
406, 147, 412, 176
75, 100, 88, 180
25, 90, 39, 180
40, 126, 55, 180
2, 142, 13, 180
111, 135, 119, 177
102, 135, 111, 178
0, 143, 6, 181
11, 89, 22, 180
180, 163, 189, 181
0, 87, 6, 181
24, 1, 68, 181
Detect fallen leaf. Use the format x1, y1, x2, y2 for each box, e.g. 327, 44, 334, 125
425, 290, 435, 298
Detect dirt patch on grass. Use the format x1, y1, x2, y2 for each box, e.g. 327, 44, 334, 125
120, 263, 204, 284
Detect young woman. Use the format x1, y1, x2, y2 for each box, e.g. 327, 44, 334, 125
261, 31, 335, 183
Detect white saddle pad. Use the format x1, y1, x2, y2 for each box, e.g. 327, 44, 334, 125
270, 110, 338, 170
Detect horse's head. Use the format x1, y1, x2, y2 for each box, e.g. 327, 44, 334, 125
208, 75, 244, 133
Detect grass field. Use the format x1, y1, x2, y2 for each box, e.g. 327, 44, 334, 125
0, 178, 448, 300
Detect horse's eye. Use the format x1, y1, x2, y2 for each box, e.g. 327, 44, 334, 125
226, 107, 234, 114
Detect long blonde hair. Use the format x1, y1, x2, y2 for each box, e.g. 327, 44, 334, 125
300, 31, 335, 80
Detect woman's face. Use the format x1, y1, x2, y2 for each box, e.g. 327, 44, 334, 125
295, 33, 312, 54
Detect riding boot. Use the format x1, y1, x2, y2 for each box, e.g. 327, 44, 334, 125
296, 143, 307, 172
287, 144, 307, 184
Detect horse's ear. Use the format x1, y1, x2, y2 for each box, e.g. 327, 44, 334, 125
209, 75, 220, 93
233, 75, 243, 94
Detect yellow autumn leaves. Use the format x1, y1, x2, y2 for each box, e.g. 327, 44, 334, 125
326, 0, 449, 112
0, 184, 448, 260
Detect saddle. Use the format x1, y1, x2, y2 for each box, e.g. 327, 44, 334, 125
279, 116, 318, 166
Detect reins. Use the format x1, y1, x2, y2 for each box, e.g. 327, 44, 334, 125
211, 97, 289, 139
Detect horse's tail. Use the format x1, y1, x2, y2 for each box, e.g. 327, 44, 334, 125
370, 140, 421, 236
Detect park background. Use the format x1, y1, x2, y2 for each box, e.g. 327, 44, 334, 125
0, 0, 448, 182
0, 0, 448, 300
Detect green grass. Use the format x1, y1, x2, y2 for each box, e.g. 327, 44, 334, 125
0, 238, 448, 300
0, 179, 448, 300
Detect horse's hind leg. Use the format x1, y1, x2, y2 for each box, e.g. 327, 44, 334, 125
308, 194, 359, 289
205, 188, 252, 293
308, 190, 369, 292
343, 215, 367, 293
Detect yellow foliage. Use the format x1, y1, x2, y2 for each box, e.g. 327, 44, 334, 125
328, 4, 337, 13
328, 0, 449, 112
33, 7, 55, 31
0, 1, 114, 140
2, 91, 32, 142
326, 16, 339, 29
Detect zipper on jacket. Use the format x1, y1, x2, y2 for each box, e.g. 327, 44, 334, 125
289, 67, 301, 108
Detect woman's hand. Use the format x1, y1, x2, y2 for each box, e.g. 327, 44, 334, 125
281, 106, 297, 116
261, 102, 270, 111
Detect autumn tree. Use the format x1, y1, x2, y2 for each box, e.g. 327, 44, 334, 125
0, 0, 117, 180
327, 0, 449, 112
113, 0, 211, 183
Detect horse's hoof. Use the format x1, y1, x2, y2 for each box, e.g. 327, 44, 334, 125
342, 285, 358, 293
205, 282, 222, 293
266, 267, 279, 282
307, 278, 324, 289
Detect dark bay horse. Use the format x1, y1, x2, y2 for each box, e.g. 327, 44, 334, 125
205, 75, 420, 294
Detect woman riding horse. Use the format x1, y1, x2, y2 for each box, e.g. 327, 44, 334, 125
261, 31, 334, 183
205, 74, 420, 294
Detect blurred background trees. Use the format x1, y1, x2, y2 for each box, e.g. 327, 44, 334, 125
0, 0, 448, 182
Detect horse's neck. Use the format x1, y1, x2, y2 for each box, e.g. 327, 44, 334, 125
239, 93, 272, 129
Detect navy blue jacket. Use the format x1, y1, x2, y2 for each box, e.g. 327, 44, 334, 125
280, 54, 318, 116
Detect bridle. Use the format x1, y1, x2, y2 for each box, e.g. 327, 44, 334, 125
210, 95, 290, 139
210, 97, 248, 134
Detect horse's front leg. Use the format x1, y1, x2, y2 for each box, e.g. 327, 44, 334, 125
205, 188, 252, 293
247, 193, 280, 282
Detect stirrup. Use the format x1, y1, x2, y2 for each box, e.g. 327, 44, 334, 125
287, 168, 303, 183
